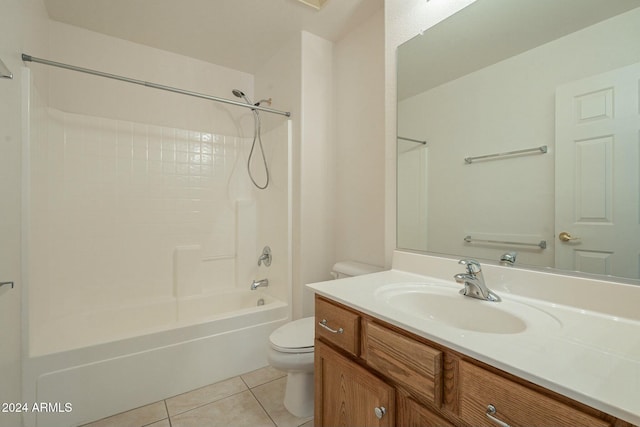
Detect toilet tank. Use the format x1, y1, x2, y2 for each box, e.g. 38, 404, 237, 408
330, 261, 384, 279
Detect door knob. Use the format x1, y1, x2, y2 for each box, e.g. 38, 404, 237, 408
558, 231, 580, 242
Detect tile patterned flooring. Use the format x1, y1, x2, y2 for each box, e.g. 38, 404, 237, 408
80, 366, 313, 427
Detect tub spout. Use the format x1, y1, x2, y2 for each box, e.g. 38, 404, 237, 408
251, 278, 269, 290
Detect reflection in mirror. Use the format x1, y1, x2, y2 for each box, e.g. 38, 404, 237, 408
397, 0, 640, 283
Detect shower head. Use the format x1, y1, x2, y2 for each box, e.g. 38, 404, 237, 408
232, 88, 253, 105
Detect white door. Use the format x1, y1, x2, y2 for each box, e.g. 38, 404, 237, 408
555, 62, 640, 279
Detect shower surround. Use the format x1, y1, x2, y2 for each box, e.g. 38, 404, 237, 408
27, 106, 281, 349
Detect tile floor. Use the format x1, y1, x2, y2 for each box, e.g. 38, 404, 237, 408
80, 366, 313, 427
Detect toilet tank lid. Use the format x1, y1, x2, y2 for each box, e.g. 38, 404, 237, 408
331, 261, 384, 277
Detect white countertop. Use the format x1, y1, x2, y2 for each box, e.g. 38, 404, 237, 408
307, 255, 640, 425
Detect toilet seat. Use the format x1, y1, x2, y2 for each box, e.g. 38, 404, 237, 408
269, 317, 315, 354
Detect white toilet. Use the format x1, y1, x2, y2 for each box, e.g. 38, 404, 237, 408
267, 261, 383, 418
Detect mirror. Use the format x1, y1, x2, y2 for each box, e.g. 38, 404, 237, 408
397, 0, 640, 283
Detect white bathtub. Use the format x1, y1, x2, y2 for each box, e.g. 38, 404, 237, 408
22, 290, 288, 427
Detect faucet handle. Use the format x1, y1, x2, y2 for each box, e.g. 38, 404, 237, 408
258, 246, 272, 267
459, 259, 481, 274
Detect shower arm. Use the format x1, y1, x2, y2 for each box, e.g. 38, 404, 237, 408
21, 54, 291, 118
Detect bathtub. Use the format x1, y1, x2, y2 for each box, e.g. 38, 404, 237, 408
22, 289, 288, 427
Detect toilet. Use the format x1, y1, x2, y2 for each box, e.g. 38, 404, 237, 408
267, 261, 383, 418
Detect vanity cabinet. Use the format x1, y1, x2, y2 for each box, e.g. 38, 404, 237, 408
314, 295, 631, 427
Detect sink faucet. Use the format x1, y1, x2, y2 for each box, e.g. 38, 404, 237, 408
250, 278, 269, 290
454, 259, 501, 302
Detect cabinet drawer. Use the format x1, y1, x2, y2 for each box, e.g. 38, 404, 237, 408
362, 320, 443, 406
460, 361, 611, 427
315, 296, 360, 356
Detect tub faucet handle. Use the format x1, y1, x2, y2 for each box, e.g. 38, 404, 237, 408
258, 246, 272, 267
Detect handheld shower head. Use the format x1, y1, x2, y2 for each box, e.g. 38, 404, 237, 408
232, 88, 270, 190
232, 88, 252, 105
232, 89, 272, 108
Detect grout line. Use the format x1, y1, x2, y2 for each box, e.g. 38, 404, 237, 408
247, 386, 278, 427
242, 371, 288, 427
165, 391, 248, 419
239, 375, 250, 389
164, 400, 173, 427
163, 377, 250, 418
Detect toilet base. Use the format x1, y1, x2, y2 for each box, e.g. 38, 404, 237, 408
283, 370, 314, 418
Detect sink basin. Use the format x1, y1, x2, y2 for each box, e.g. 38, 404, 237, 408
375, 283, 561, 334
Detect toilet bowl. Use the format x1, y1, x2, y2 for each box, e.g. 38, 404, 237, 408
267, 260, 384, 418
267, 316, 315, 418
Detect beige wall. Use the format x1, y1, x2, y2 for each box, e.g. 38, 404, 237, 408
333, 8, 386, 269
299, 32, 336, 317
47, 21, 253, 134
253, 30, 336, 320
0, 1, 49, 426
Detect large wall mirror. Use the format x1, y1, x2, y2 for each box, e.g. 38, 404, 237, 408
397, 0, 640, 283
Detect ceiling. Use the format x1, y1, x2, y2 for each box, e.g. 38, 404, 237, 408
43, 0, 383, 74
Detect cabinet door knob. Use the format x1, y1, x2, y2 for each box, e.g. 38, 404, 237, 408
486, 404, 511, 427
374, 406, 386, 419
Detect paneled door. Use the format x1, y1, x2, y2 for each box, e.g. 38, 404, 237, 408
555, 62, 640, 279
315, 340, 395, 427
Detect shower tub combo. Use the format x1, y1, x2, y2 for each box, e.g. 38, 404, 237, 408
21, 60, 293, 427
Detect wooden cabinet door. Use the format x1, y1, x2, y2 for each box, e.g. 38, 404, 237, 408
315, 340, 394, 427
396, 394, 453, 427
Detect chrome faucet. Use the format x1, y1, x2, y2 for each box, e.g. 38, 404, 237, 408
454, 259, 500, 302
257, 246, 272, 267
250, 278, 269, 290
500, 251, 517, 266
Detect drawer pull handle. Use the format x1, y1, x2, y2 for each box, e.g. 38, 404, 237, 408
374, 406, 386, 419
486, 404, 511, 427
318, 319, 344, 334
